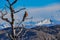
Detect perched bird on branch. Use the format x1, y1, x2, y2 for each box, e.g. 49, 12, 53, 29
18, 11, 28, 25
22, 11, 28, 21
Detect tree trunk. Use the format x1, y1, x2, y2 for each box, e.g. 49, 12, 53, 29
10, 6, 16, 40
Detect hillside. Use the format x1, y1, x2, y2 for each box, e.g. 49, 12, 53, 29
0, 25, 60, 40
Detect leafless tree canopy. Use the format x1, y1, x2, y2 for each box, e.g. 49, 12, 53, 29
0, 0, 28, 40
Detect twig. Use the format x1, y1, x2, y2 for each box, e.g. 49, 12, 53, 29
0, 11, 11, 23
11, 0, 17, 6
14, 8, 26, 13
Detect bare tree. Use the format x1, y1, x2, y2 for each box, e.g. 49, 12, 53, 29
0, 0, 28, 40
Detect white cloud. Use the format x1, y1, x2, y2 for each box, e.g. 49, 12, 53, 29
26, 3, 60, 21
27, 3, 60, 13
0, 3, 60, 27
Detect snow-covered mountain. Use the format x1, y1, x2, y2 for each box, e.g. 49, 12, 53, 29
0, 18, 60, 29
0, 23, 11, 30
35, 19, 53, 26
35, 19, 60, 26
23, 21, 36, 28
21, 18, 60, 28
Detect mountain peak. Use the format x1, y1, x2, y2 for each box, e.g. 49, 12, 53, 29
35, 19, 53, 26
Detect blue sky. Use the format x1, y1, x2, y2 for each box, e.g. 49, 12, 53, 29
0, 0, 60, 28
0, 0, 60, 8
0, 0, 60, 21
14, 0, 60, 7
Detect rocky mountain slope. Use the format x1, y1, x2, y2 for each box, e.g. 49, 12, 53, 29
0, 25, 60, 40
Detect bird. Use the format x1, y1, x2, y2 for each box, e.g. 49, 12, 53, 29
22, 11, 28, 21
18, 11, 28, 26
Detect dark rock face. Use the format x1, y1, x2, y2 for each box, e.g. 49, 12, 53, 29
0, 25, 60, 40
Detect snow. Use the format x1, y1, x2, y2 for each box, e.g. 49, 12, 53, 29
35, 19, 53, 26
0, 23, 11, 30
0, 18, 60, 29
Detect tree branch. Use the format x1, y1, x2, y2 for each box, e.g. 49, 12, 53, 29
0, 11, 11, 24
11, 0, 17, 6
6, 0, 11, 5
6, 0, 17, 6
7, 33, 13, 40
16, 24, 24, 36
22, 30, 29, 37
5, 4, 10, 9
14, 8, 26, 13
16, 27, 24, 36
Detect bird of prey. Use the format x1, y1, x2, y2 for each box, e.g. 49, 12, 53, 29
22, 11, 28, 21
